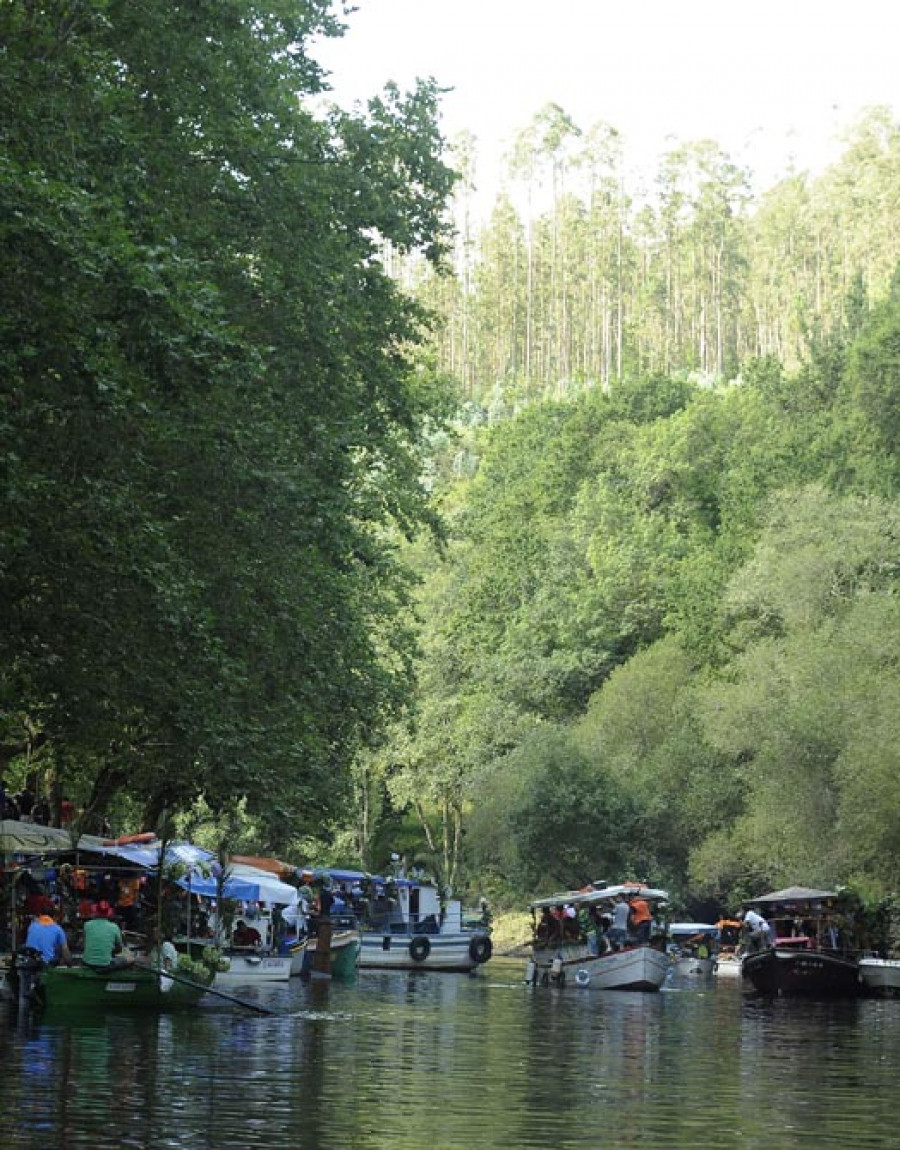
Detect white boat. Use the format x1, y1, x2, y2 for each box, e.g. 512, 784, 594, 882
525, 883, 670, 991
177, 866, 301, 986
215, 951, 292, 983
666, 922, 719, 978
713, 952, 744, 979
315, 868, 493, 972
858, 957, 900, 997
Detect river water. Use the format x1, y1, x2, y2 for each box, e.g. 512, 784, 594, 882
1, 959, 898, 1149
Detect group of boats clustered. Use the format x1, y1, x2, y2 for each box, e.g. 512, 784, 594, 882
0, 817, 896, 1014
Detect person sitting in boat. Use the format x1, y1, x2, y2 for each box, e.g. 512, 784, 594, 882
536, 907, 555, 943
562, 904, 579, 939
141, 926, 178, 972
232, 919, 262, 948
24, 903, 72, 967
82, 902, 134, 969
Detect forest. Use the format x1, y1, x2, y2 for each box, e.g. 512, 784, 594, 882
2, 3, 899, 915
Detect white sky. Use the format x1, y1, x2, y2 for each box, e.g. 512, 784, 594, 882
314, 0, 900, 215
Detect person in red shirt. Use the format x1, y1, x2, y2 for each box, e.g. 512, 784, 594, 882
233, 920, 262, 948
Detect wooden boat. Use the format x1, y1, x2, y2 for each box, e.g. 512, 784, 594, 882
35, 963, 213, 1011
743, 942, 860, 997
526, 883, 670, 991
858, 957, 900, 997
740, 886, 861, 998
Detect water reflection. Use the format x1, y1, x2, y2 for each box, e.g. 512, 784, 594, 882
1, 962, 899, 1149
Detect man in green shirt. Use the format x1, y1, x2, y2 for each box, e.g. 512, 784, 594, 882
82, 902, 134, 968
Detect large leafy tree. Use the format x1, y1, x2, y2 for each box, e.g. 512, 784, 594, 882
0, 1, 456, 838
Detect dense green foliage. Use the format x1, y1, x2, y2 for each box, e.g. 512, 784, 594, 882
0, 2, 455, 841
391, 291, 900, 911
4, 8, 899, 916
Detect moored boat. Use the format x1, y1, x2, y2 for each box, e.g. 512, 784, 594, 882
713, 952, 743, 979
739, 886, 861, 998
743, 942, 860, 997
215, 952, 292, 983
526, 883, 670, 992
299, 920, 361, 980
858, 957, 900, 998
317, 868, 493, 973
666, 922, 719, 978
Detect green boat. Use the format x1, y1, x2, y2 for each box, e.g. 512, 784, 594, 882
301, 925, 361, 980
36, 963, 213, 1012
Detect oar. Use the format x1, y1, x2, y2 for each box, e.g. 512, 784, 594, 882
147, 965, 279, 1016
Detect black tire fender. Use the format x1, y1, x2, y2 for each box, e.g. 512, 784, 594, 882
409, 936, 431, 963
469, 935, 493, 965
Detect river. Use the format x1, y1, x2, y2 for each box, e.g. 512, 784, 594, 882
1, 959, 898, 1149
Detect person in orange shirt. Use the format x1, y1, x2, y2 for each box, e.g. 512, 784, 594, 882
117, 876, 141, 930
628, 895, 653, 944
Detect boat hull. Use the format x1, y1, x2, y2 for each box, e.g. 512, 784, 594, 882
358, 930, 491, 972
670, 955, 716, 978
528, 944, 669, 991
215, 953, 291, 983
742, 947, 860, 998
713, 953, 743, 979
858, 958, 900, 997
38, 965, 210, 1011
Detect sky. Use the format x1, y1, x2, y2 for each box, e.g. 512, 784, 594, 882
313, 0, 900, 216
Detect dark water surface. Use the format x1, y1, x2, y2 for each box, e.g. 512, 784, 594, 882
2, 960, 899, 1149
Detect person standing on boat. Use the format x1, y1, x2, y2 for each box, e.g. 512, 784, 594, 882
628, 895, 653, 945
741, 908, 772, 954
24, 904, 72, 966
608, 894, 631, 950
82, 902, 134, 968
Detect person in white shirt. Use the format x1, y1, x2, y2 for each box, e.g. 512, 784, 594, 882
741, 908, 772, 953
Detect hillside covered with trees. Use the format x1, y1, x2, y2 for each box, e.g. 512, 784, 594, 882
366, 104, 900, 912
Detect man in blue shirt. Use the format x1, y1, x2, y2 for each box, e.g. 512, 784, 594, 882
24, 906, 72, 965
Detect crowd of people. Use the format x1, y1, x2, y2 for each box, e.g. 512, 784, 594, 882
534, 891, 657, 953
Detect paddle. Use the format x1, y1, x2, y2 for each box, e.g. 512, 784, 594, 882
147, 965, 279, 1016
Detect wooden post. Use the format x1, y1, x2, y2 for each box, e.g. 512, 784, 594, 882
311, 918, 332, 979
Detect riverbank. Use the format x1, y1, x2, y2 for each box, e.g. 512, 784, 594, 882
489, 910, 532, 958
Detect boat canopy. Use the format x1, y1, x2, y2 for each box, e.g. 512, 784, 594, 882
0, 819, 106, 856
311, 866, 426, 891
0, 820, 217, 873
749, 886, 838, 905
530, 883, 669, 911
668, 922, 720, 938
229, 854, 295, 878
177, 862, 298, 906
